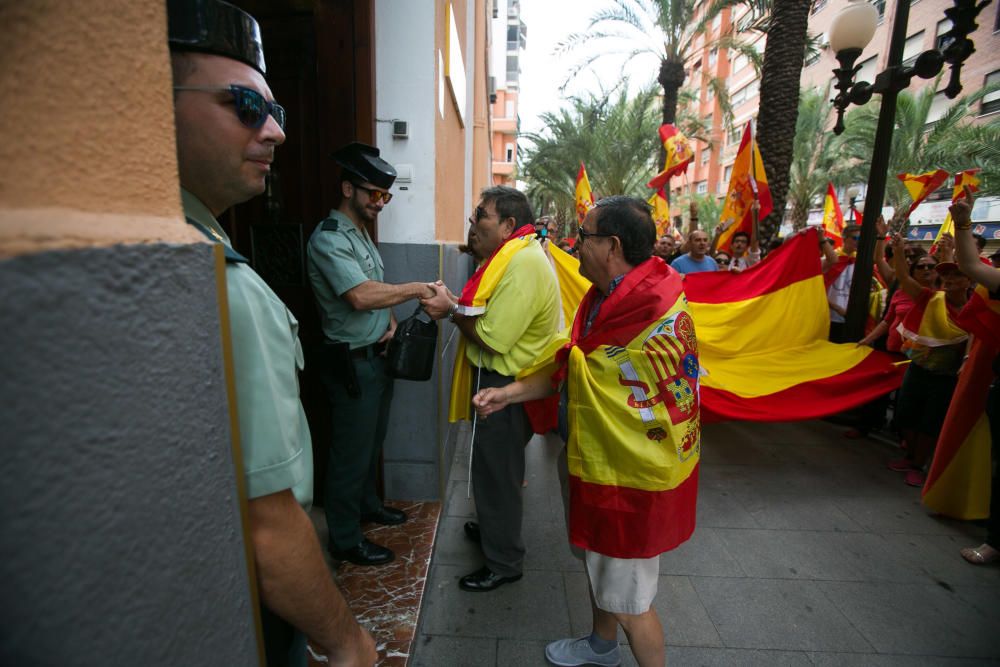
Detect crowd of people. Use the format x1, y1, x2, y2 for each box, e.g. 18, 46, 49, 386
166, 1, 997, 665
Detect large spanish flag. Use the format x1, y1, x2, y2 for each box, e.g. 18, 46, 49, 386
716, 120, 772, 254
682, 228, 905, 422
647, 123, 694, 191
523, 257, 699, 557
922, 284, 999, 519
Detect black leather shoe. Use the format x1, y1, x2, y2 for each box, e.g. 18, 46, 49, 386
328, 539, 395, 566
458, 566, 522, 592
361, 506, 407, 526
463, 521, 481, 543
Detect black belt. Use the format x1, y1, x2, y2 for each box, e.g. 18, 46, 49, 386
350, 342, 384, 359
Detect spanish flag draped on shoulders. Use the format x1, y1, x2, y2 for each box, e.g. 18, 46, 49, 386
448, 224, 552, 422
522, 257, 700, 558
923, 282, 999, 519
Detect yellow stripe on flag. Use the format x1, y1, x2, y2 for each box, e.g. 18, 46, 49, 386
921, 414, 991, 520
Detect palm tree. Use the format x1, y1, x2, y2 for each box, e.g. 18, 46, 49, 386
754, 0, 813, 242
835, 82, 1000, 209
786, 85, 842, 228
519, 86, 661, 227
556, 0, 761, 161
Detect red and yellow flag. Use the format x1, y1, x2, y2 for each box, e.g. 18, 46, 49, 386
897, 169, 948, 216
716, 120, 772, 254
820, 182, 845, 249
681, 228, 905, 422
922, 284, 1000, 519
647, 123, 694, 190
933, 169, 981, 247
575, 162, 595, 224
647, 186, 672, 237
522, 257, 699, 558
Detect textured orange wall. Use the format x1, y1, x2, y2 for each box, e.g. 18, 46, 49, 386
435, 0, 472, 243
0, 1, 199, 258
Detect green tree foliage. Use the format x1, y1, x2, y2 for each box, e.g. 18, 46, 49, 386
835, 82, 1000, 210
556, 0, 761, 158
519, 86, 661, 227
786, 85, 840, 228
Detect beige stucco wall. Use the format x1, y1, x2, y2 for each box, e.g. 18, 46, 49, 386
0, 1, 199, 258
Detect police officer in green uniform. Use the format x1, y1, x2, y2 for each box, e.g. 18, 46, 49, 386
168, 1, 375, 665
307, 142, 434, 566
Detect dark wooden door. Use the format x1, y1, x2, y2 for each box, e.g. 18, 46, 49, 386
222, 0, 376, 503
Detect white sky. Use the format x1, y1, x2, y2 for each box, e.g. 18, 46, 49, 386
516, 0, 658, 137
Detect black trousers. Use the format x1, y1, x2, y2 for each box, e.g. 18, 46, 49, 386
470, 368, 532, 577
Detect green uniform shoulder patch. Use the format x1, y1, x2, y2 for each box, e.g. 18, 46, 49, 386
321, 218, 339, 232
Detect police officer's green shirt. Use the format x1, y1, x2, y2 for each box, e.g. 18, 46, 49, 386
467, 241, 560, 377
306, 209, 390, 348
182, 189, 313, 508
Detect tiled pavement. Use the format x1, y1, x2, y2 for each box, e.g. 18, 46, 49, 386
410, 420, 1000, 666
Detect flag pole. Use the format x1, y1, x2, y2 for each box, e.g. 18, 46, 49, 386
749, 119, 761, 247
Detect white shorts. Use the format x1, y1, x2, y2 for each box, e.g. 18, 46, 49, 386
584, 550, 659, 615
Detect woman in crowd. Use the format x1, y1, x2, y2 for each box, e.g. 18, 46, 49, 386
888, 232, 970, 487
859, 256, 938, 354
714, 251, 732, 271
951, 191, 1000, 564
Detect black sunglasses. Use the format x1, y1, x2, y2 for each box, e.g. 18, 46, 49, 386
915, 263, 937, 270
577, 224, 614, 242
351, 183, 393, 205
173, 84, 286, 130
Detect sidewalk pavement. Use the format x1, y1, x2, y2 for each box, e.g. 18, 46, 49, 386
411, 420, 1000, 666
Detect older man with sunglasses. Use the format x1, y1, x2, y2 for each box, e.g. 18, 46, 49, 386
307, 142, 435, 568
169, 1, 375, 665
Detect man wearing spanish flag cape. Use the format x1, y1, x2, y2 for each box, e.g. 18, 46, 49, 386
472, 197, 698, 667
421, 186, 560, 593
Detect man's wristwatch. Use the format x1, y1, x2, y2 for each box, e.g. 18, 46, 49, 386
448, 302, 459, 321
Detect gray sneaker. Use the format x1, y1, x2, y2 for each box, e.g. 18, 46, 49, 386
545, 636, 621, 666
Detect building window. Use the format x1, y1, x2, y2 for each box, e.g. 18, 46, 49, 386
902, 31, 925, 67
696, 181, 708, 194
724, 165, 734, 184
926, 90, 949, 124
712, 13, 721, 31
708, 48, 718, 66
505, 100, 515, 118
706, 86, 714, 101
505, 143, 514, 162
733, 54, 749, 72
701, 148, 711, 164
811, 0, 827, 14
873, 0, 886, 23
936, 19, 954, 51
983, 71, 1000, 115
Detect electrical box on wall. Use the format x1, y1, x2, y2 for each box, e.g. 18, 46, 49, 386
392, 120, 408, 139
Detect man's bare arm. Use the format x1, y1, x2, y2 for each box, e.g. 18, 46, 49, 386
249, 490, 376, 665
342, 280, 434, 311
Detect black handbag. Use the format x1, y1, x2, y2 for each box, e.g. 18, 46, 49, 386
385, 305, 438, 381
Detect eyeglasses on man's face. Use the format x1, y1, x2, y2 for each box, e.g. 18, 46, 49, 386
173, 84, 286, 130
352, 183, 393, 205
847, 235, 860, 241
576, 224, 614, 243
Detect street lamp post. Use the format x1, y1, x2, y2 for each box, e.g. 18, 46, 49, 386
827, 0, 990, 342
